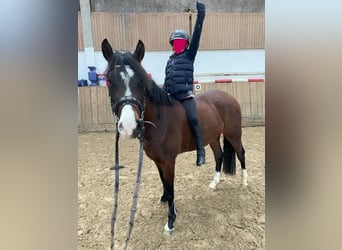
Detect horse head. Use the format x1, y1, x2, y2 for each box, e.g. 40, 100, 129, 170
102, 39, 148, 138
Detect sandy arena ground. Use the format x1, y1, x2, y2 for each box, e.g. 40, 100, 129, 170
78, 126, 265, 249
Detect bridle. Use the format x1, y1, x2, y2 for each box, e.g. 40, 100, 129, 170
111, 94, 146, 140
112, 95, 145, 119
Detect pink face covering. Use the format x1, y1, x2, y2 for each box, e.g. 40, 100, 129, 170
172, 39, 187, 54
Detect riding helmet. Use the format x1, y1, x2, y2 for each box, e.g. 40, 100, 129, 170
169, 29, 190, 45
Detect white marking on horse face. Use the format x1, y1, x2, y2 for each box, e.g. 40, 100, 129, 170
117, 105, 137, 138
117, 66, 137, 138
120, 66, 134, 95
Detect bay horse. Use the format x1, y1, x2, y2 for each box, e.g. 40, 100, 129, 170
101, 38, 248, 234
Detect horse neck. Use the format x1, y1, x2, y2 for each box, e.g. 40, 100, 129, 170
143, 98, 181, 138
144, 98, 161, 126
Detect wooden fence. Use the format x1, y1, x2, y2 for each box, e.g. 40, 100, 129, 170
78, 12, 264, 51
195, 81, 265, 127
78, 86, 115, 132
78, 81, 265, 132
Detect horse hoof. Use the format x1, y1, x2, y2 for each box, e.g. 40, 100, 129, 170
239, 181, 249, 190
164, 223, 174, 236
241, 170, 248, 187
209, 181, 218, 189
160, 196, 168, 204
160, 200, 167, 205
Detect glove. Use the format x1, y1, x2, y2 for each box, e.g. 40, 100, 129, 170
196, 1, 205, 12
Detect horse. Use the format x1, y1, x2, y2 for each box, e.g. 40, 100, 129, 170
101, 38, 248, 234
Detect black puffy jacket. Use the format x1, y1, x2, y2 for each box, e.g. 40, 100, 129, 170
163, 7, 205, 100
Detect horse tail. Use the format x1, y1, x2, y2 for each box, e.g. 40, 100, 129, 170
223, 137, 236, 175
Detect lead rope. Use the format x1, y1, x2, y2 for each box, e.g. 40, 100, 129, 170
124, 135, 144, 250
110, 124, 121, 250
123, 98, 146, 249
124, 95, 146, 250
111, 94, 146, 250
110, 130, 145, 250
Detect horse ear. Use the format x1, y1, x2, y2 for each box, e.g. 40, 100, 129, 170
101, 38, 113, 62
134, 40, 145, 62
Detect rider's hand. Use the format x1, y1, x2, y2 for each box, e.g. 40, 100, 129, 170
196, 1, 205, 12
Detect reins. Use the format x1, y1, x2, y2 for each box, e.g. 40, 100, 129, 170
110, 95, 146, 250
110, 127, 121, 250
124, 136, 144, 249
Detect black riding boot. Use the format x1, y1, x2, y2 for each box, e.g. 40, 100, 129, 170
193, 124, 206, 166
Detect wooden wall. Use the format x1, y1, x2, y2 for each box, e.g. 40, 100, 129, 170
78, 81, 265, 132
195, 81, 265, 127
78, 12, 264, 51
78, 87, 115, 132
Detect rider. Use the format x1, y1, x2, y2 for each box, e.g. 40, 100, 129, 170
163, 1, 206, 166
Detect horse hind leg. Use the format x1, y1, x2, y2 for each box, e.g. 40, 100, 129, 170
222, 136, 237, 175
209, 137, 223, 189
238, 145, 248, 186
224, 136, 248, 187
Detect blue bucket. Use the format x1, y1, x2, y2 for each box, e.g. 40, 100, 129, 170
88, 66, 98, 86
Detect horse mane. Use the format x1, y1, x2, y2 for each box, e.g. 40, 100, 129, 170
106, 51, 175, 106
146, 79, 175, 106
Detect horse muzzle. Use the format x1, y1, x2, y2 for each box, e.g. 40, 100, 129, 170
117, 106, 145, 139
112, 95, 145, 139
116, 105, 136, 137
118, 119, 143, 139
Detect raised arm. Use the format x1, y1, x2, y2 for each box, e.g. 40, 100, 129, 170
188, 1, 206, 60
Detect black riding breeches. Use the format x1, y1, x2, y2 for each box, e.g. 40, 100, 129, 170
180, 97, 204, 149
180, 97, 200, 129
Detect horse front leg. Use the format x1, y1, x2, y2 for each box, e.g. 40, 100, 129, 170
162, 162, 177, 235
164, 182, 177, 235
156, 166, 167, 203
